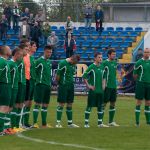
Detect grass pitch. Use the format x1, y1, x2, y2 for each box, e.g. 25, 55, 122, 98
0, 96, 150, 150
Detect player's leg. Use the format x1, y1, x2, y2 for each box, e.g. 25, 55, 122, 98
135, 82, 144, 126
56, 85, 67, 127
108, 88, 119, 126
84, 90, 94, 127
144, 83, 150, 125
33, 84, 43, 128
41, 85, 51, 128
66, 84, 79, 128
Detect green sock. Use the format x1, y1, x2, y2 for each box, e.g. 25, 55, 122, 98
4, 113, 11, 130
10, 107, 17, 128
0, 112, 6, 132
85, 107, 92, 125
144, 106, 150, 124
56, 106, 63, 124
109, 106, 116, 123
41, 107, 48, 126
16, 108, 22, 128
66, 107, 72, 125
33, 105, 40, 124
135, 105, 140, 125
97, 107, 103, 125
24, 107, 30, 125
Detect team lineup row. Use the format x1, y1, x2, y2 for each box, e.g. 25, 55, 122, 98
0, 41, 150, 135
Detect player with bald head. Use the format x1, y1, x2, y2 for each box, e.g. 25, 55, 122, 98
133, 48, 150, 126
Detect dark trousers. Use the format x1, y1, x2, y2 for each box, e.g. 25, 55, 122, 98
13, 16, 19, 32
0, 29, 7, 40
66, 48, 74, 58
96, 20, 103, 32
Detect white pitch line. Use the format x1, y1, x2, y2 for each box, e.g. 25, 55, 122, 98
17, 133, 104, 150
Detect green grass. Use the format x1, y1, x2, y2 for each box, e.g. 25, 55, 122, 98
0, 96, 150, 150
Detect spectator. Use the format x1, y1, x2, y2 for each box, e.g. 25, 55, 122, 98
28, 13, 35, 28
95, 5, 104, 32
35, 10, 45, 27
47, 31, 59, 59
0, 15, 8, 40
64, 32, 76, 58
135, 48, 143, 61
30, 21, 42, 49
12, 2, 20, 32
19, 20, 30, 39
20, 8, 30, 21
65, 16, 74, 34
83, 3, 93, 30
3, 3, 12, 29
42, 21, 51, 45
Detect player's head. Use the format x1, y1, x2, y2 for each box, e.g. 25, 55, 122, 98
70, 54, 80, 64
20, 39, 30, 49
107, 49, 116, 60
0, 46, 11, 59
143, 48, 150, 59
94, 52, 102, 63
44, 45, 52, 59
19, 44, 29, 56
30, 41, 37, 54
12, 47, 23, 61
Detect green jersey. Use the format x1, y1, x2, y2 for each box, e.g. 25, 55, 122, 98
133, 58, 150, 83
35, 56, 52, 86
16, 59, 26, 85
102, 59, 117, 89
8, 59, 19, 89
0, 57, 11, 84
57, 59, 75, 85
30, 56, 36, 80
82, 63, 105, 93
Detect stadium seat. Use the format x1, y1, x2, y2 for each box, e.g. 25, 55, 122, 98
92, 41, 100, 48
110, 31, 119, 36
0, 41, 3, 46
82, 41, 90, 48
111, 42, 119, 48
116, 27, 123, 32
5, 41, 13, 46
130, 31, 138, 37
135, 27, 143, 32
119, 31, 129, 37
51, 26, 58, 31
101, 31, 109, 36
105, 38, 114, 43
125, 27, 133, 32
100, 42, 109, 48
115, 37, 123, 43
106, 27, 114, 31
86, 49, 93, 54
95, 37, 103, 43
59, 26, 65, 31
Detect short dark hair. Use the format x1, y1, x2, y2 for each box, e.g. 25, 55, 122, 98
94, 52, 102, 58
20, 39, 29, 44
71, 54, 80, 62
19, 44, 28, 50
30, 41, 36, 46
107, 49, 116, 56
12, 47, 20, 56
44, 45, 52, 51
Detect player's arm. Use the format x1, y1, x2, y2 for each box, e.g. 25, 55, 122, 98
82, 66, 95, 90
56, 62, 65, 83
102, 68, 107, 90
133, 60, 141, 80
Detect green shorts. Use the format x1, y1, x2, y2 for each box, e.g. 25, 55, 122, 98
0, 83, 11, 106
16, 83, 26, 104
34, 84, 51, 104
29, 78, 35, 100
10, 88, 18, 107
57, 84, 74, 103
104, 87, 117, 103
87, 90, 104, 107
135, 81, 150, 100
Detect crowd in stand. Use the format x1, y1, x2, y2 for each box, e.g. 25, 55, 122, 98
0, 2, 104, 59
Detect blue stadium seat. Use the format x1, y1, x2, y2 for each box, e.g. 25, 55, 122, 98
105, 38, 114, 43
86, 37, 94, 43
76, 48, 84, 54
91, 27, 96, 30
109, 31, 119, 36
82, 41, 90, 48
130, 31, 138, 37
119, 31, 129, 37
116, 27, 123, 32
111, 42, 119, 48
78, 27, 85, 31
5, 41, 13, 46
81, 53, 89, 59
115, 37, 123, 43
0, 41, 3, 46
120, 43, 129, 49
91, 31, 99, 36
9, 37, 19, 41
86, 49, 93, 54
124, 38, 133, 43
125, 27, 133, 32
100, 42, 109, 48
59, 26, 65, 31
106, 27, 114, 31
135, 27, 143, 32
92, 41, 100, 48
51, 26, 58, 31
38, 47, 44, 52
101, 31, 109, 36
95, 37, 103, 43
73, 30, 80, 36
56, 48, 64, 53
